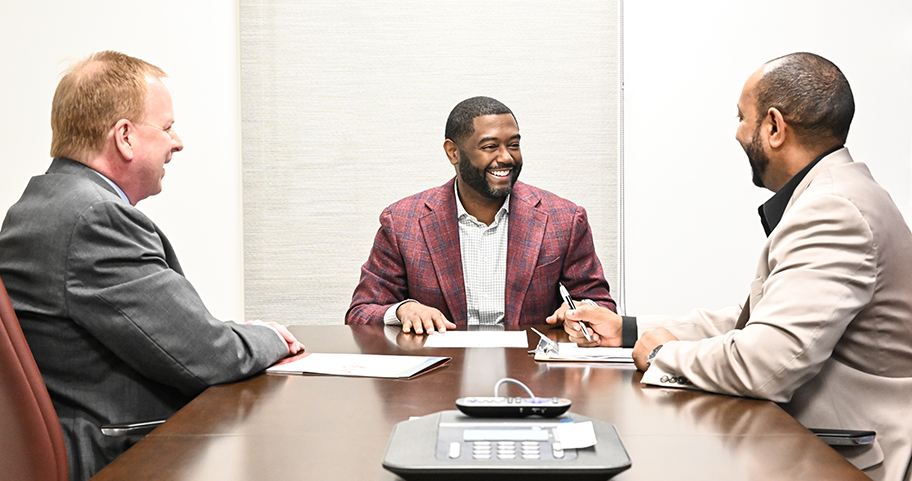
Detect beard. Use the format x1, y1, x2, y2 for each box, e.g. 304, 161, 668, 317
457, 147, 522, 200
744, 126, 770, 188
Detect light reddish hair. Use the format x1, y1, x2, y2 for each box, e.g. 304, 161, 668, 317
50, 51, 166, 161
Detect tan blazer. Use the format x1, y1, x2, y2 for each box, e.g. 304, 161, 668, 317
640, 148, 912, 481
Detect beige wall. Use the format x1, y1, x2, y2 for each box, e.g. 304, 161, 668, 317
0, 1, 246, 322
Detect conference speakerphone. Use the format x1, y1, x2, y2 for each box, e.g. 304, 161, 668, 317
382, 410, 632, 480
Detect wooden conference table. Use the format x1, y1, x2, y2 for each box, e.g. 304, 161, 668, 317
92, 325, 867, 480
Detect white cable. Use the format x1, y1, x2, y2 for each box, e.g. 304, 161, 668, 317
493, 378, 535, 398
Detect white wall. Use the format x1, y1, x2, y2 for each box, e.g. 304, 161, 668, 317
623, 1, 912, 315
0, 1, 245, 322
3, 1, 911, 323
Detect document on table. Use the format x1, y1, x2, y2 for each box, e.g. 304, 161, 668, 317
266, 353, 450, 379
534, 343, 634, 363
422, 330, 529, 348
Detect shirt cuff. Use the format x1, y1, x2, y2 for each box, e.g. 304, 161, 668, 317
621, 316, 637, 348
383, 299, 416, 326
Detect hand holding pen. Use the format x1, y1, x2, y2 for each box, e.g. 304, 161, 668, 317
558, 283, 592, 341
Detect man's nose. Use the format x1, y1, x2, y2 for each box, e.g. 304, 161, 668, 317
499, 146, 513, 162
172, 131, 184, 152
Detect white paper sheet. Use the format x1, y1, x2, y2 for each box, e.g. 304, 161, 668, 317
422, 330, 529, 348
555, 421, 598, 449
266, 353, 449, 378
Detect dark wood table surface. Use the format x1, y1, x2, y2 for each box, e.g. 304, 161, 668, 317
92, 325, 867, 480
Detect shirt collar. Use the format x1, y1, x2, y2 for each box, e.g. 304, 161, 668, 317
758, 145, 843, 236
455, 182, 510, 224
93, 171, 131, 204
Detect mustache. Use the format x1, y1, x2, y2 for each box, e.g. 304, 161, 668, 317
486, 162, 518, 170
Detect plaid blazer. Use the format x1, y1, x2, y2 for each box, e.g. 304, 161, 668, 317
346, 178, 615, 326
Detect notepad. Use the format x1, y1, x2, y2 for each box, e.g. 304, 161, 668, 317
534, 343, 634, 363
266, 353, 451, 379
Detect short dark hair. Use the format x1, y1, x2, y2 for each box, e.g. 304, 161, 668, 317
445, 96, 516, 144
755, 52, 854, 147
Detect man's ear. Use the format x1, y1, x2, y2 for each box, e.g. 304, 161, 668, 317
113, 119, 135, 161
766, 107, 787, 149
443, 139, 459, 166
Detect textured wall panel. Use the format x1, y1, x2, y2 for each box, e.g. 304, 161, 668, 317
241, 0, 620, 324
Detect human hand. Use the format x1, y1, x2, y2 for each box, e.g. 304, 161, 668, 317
632, 327, 678, 371
247, 320, 305, 356
559, 303, 623, 347
396, 302, 456, 335
545, 301, 572, 325
546, 301, 597, 345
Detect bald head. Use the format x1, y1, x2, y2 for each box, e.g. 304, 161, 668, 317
752, 52, 854, 149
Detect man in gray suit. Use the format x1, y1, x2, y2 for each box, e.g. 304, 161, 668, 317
549, 53, 912, 480
0, 51, 304, 481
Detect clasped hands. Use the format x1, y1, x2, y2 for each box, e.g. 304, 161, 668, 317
545, 303, 678, 371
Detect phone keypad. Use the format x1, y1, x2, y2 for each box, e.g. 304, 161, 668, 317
437, 424, 578, 461
469, 440, 546, 460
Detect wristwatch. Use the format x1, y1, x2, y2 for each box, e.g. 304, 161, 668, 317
646, 344, 664, 369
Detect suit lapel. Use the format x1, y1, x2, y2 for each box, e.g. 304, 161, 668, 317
504, 182, 547, 325
50, 158, 185, 276
156, 227, 184, 275
419, 179, 468, 325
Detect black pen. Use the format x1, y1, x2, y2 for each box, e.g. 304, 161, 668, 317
559, 283, 592, 341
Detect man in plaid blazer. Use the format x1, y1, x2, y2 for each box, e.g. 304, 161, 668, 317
346, 97, 615, 334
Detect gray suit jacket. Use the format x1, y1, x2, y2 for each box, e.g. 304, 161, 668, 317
0, 158, 288, 481
639, 149, 912, 481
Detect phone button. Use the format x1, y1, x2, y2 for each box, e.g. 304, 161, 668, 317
448, 442, 461, 459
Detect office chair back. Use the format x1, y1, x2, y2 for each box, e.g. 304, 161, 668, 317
0, 276, 69, 481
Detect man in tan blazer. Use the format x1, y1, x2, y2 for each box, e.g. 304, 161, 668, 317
548, 52, 912, 481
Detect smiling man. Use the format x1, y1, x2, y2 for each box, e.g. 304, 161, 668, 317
0, 51, 303, 481
346, 96, 615, 333
550, 53, 912, 480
